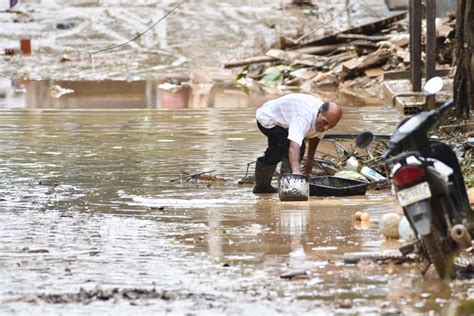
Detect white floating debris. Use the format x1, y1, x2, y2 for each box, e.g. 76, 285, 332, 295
171, 56, 188, 67
50, 85, 74, 98
379, 213, 401, 239
398, 216, 416, 241
158, 82, 183, 93
311, 246, 338, 251
226, 138, 246, 141
157, 139, 175, 143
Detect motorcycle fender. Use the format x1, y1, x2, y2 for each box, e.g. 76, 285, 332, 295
404, 199, 432, 236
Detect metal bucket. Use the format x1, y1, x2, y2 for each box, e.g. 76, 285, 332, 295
278, 174, 309, 201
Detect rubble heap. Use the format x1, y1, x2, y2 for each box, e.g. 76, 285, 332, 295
225, 12, 456, 106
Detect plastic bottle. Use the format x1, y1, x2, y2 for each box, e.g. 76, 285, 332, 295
344, 156, 359, 172
360, 166, 386, 181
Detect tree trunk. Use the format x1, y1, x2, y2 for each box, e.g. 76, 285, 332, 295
454, 0, 473, 118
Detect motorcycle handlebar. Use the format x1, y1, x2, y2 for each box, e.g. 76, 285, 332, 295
437, 99, 455, 115
381, 99, 454, 161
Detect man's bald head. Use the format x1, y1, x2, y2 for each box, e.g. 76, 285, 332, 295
316, 101, 342, 133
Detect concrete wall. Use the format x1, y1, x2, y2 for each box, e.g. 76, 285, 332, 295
384, 0, 456, 17
437, 0, 456, 17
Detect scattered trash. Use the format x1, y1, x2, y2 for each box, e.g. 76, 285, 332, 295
21, 247, 49, 253
334, 170, 369, 183
4, 48, 18, 56
353, 211, 370, 222
11, 287, 180, 304
360, 166, 386, 181
379, 213, 401, 239
59, 54, 71, 63
343, 156, 359, 172
354, 211, 362, 221
56, 20, 76, 30
360, 212, 370, 222
13, 12, 33, 23
169, 170, 232, 184
280, 270, 310, 280
343, 250, 413, 264
398, 216, 416, 241
158, 82, 186, 93
50, 85, 74, 98
468, 188, 474, 206
20, 39, 31, 55
226, 12, 456, 104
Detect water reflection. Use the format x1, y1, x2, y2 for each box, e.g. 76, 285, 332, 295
2, 79, 396, 110
1, 102, 470, 315
2, 79, 275, 109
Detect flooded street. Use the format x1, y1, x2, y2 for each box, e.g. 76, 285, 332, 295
1, 99, 473, 315
0, 0, 393, 80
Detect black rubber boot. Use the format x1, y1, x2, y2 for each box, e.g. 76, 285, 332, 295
253, 160, 278, 194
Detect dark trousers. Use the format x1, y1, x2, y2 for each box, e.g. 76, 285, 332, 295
257, 121, 305, 165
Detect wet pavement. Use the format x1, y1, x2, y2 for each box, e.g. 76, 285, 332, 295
1, 96, 474, 315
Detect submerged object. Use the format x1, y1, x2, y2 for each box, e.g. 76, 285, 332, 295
309, 176, 367, 196
278, 174, 309, 201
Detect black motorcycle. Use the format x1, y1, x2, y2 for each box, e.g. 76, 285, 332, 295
360, 77, 473, 279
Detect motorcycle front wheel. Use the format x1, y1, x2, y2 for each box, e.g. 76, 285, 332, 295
421, 229, 455, 279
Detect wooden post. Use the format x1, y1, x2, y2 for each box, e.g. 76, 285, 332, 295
454, 0, 473, 118
409, 0, 422, 92
426, 0, 437, 109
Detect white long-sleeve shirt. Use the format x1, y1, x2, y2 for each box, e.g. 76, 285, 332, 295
256, 93, 325, 146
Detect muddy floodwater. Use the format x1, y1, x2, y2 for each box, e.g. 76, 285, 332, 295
1, 97, 474, 315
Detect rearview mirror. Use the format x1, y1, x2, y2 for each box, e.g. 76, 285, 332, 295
423, 76, 443, 96
355, 132, 374, 149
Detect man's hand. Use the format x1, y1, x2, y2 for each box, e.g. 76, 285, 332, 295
302, 137, 319, 175
288, 141, 302, 174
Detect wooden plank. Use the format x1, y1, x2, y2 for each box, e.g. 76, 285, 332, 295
265, 49, 327, 67
364, 67, 385, 78
357, 50, 392, 70
223, 56, 275, 68
410, 0, 422, 92
223, 45, 339, 69
342, 49, 391, 77
425, 0, 436, 81
300, 12, 407, 47
425, 0, 437, 109
383, 68, 452, 80
342, 58, 361, 73
337, 33, 390, 42
291, 44, 340, 55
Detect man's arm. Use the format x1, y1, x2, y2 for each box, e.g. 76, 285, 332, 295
301, 137, 320, 174
288, 141, 302, 174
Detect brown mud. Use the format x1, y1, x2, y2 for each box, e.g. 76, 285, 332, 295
0, 97, 473, 315
1, 1, 474, 315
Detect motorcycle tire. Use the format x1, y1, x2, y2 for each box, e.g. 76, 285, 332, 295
421, 229, 455, 279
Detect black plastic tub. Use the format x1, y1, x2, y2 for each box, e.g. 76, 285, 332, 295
309, 176, 368, 197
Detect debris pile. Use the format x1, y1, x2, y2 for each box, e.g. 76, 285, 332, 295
225, 12, 456, 105
239, 134, 390, 189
